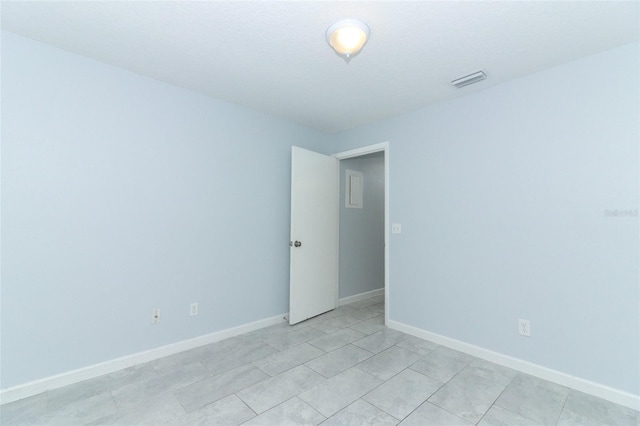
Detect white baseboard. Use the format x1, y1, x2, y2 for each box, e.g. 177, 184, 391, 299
387, 320, 640, 411
338, 288, 384, 306
0, 313, 287, 405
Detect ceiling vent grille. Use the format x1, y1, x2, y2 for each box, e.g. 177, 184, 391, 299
451, 71, 487, 88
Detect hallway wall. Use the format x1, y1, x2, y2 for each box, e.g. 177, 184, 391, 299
339, 152, 385, 299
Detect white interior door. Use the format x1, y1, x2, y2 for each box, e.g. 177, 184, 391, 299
289, 146, 339, 325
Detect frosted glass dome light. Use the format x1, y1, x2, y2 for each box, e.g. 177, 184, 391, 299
326, 19, 370, 63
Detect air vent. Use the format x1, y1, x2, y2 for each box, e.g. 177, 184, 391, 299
451, 71, 487, 88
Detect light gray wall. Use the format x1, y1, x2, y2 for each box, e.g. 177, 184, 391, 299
3, 29, 638, 399
336, 43, 640, 394
0, 31, 331, 388
339, 153, 384, 299
333, 42, 639, 395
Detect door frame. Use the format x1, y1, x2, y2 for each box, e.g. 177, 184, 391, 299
333, 141, 389, 325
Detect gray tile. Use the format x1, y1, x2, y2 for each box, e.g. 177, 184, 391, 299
0, 392, 48, 425
364, 369, 442, 420
352, 329, 408, 354
305, 344, 373, 378
302, 309, 345, 326
478, 405, 543, 426
556, 390, 638, 426
253, 343, 325, 376
399, 401, 473, 425
110, 373, 171, 412
174, 394, 255, 426
495, 373, 569, 425
348, 297, 383, 310
173, 364, 268, 412
323, 399, 399, 426
87, 392, 185, 426
299, 368, 383, 417
46, 378, 112, 412
202, 340, 279, 376
333, 305, 362, 316
47, 365, 157, 413
98, 364, 158, 391
43, 391, 118, 426
370, 302, 385, 313
151, 348, 205, 371
151, 347, 208, 369
243, 322, 302, 340
263, 326, 327, 351
348, 308, 383, 321
357, 346, 422, 381
312, 314, 363, 334
349, 316, 385, 335
467, 359, 518, 385
154, 361, 212, 390
410, 346, 473, 382
194, 334, 275, 361
243, 397, 325, 426
237, 365, 325, 414
308, 328, 365, 352
428, 367, 507, 424
395, 335, 440, 356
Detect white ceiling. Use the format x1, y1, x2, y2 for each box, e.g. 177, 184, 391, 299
2, 1, 639, 133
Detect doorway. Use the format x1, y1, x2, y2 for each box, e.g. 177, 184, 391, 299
334, 142, 389, 324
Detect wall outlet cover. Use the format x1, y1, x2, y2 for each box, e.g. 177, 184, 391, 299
518, 318, 531, 337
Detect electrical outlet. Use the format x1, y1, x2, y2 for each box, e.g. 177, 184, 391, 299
190, 302, 198, 316
518, 318, 531, 337
152, 309, 161, 324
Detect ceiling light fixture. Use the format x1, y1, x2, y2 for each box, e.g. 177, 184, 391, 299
451, 71, 487, 88
325, 19, 370, 63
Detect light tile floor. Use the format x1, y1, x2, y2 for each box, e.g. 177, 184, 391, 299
2, 295, 639, 425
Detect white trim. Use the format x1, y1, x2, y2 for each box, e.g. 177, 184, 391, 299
0, 314, 287, 405
333, 142, 388, 159
333, 141, 390, 325
387, 319, 640, 411
338, 288, 384, 306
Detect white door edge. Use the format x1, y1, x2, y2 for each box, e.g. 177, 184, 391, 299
333, 141, 390, 325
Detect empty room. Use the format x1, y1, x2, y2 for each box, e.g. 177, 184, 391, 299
1, 1, 639, 425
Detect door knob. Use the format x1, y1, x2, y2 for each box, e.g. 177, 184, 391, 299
294, 241, 302, 247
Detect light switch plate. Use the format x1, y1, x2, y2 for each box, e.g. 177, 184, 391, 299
392, 223, 402, 234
